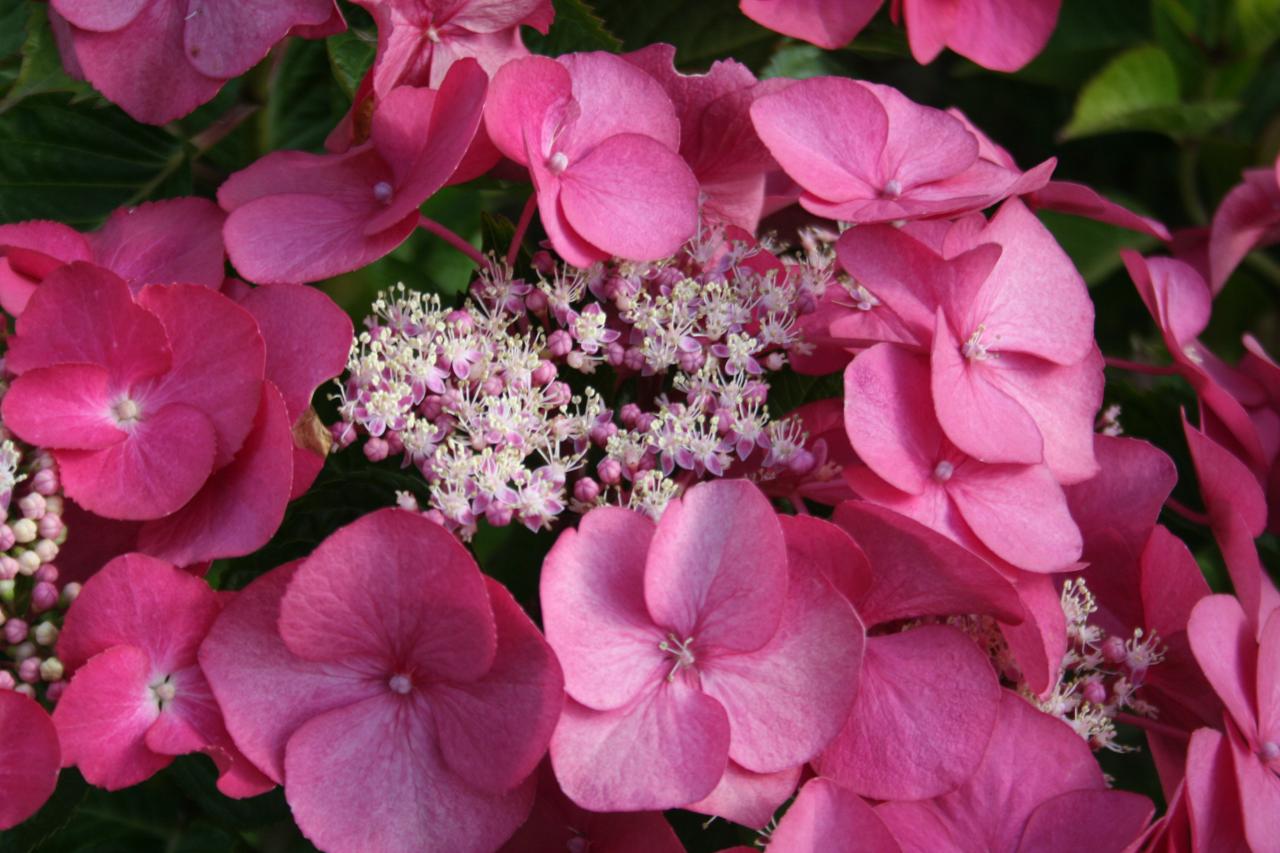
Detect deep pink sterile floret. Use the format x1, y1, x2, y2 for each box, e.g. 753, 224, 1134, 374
52, 553, 271, 796
0, 691, 60, 830
0, 197, 227, 316
199, 510, 564, 853
49, 0, 343, 124
485, 51, 700, 267
540, 479, 863, 813
220, 59, 487, 284
750, 77, 1053, 224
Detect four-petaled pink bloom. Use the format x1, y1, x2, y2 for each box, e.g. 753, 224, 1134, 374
486, 51, 700, 267
540, 479, 864, 811
52, 554, 271, 795
199, 509, 564, 853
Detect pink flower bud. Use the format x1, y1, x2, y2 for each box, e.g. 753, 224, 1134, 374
678, 347, 705, 373
423, 509, 448, 527
446, 309, 475, 334
788, 449, 816, 475
330, 421, 357, 449
606, 341, 625, 366
38, 658, 63, 682
1101, 635, 1127, 664
31, 467, 59, 496
3, 618, 27, 644
548, 330, 573, 358
589, 422, 617, 447
619, 403, 642, 428
18, 550, 41, 575
34, 540, 58, 564
545, 382, 572, 407
10, 518, 36, 544
531, 251, 556, 275
18, 657, 40, 683
482, 376, 505, 396
364, 437, 390, 463
34, 565, 57, 584
623, 347, 646, 372
0, 525, 15, 551
31, 583, 58, 613
37, 514, 63, 540
0, 557, 18, 581
531, 360, 557, 386
14, 683, 35, 699
566, 351, 587, 371
45, 681, 65, 702
574, 478, 601, 503
598, 458, 623, 486
0, 671, 14, 690
764, 352, 786, 371
1083, 679, 1108, 705
525, 289, 549, 313
18, 494, 46, 520
485, 503, 513, 527
634, 413, 656, 433
384, 431, 405, 455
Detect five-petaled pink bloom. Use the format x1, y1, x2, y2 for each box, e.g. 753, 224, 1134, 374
540, 478, 864, 811
199, 509, 564, 853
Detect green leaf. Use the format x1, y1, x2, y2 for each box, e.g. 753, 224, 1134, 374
264, 39, 349, 152
327, 29, 377, 99
526, 0, 623, 55
1038, 210, 1161, 286
0, 0, 29, 64
762, 43, 843, 80
1233, 0, 1280, 53
0, 94, 189, 226
0, 6, 91, 113
1060, 45, 1239, 140
590, 0, 775, 67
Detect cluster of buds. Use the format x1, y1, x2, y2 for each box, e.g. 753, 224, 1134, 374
332, 223, 831, 534
1030, 578, 1164, 752
0, 428, 76, 704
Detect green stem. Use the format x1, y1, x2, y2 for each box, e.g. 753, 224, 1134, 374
1178, 141, 1208, 226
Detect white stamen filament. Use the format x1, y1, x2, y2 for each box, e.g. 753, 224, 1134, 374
962, 326, 994, 361
658, 633, 696, 681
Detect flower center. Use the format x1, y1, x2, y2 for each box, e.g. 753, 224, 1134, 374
962, 326, 994, 361
373, 181, 394, 205
658, 633, 696, 681
425, 25, 441, 43
1261, 741, 1280, 763
111, 397, 142, 427
933, 460, 955, 482
882, 178, 903, 198
388, 673, 413, 695
547, 152, 570, 174
150, 675, 176, 707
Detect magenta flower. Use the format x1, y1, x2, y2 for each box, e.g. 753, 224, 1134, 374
540, 479, 863, 811
220, 60, 487, 284
750, 77, 1053, 224
625, 44, 778, 232
836, 200, 1102, 484
1187, 594, 1280, 851
49, 0, 343, 124
0, 197, 227, 316
876, 691, 1154, 851
806, 505, 1019, 800
764, 777, 900, 853
843, 343, 1083, 572
199, 509, 564, 853
485, 51, 700, 267
1, 263, 351, 567
0, 691, 60, 830
739, 0, 1061, 72
1208, 156, 1280, 292
52, 553, 270, 795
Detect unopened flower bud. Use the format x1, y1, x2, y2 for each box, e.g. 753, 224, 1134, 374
589, 422, 617, 447
60, 582, 82, 606
764, 352, 786, 371
37, 514, 63, 540
45, 681, 65, 702
34, 539, 58, 563
39, 658, 63, 682
623, 347, 646, 372
531, 251, 556, 275
3, 618, 27, 645
0, 671, 14, 690
31, 582, 58, 613
482, 376, 504, 396
42, 495, 63, 516
384, 431, 404, 455
573, 478, 600, 503
33, 622, 58, 647
0, 557, 18, 581
545, 382, 572, 407
395, 491, 420, 512
35, 564, 57, 584
18, 657, 40, 683
524, 289, 548, 314
0, 525, 15, 551
677, 347, 705, 373
14, 683, 35, 698
1101, 636, 1127, 664
31, 467, 59, 496
0, 579, 13, 602
17, 550, 41, 575
531, 361, 557, 386
10, 518, 36, 544
547, 330, 573, 358
605, 341, 625, 366
485, 504, 513, 527
1083, 679, 1107, 705
18, 494, 46, 519
597, 458, 623, 486
619, 404, 642, 428
364, 437, 390, 463
446, 309, 475, 334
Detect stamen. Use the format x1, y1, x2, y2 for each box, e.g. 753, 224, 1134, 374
933, 460, 954, 482
112, 398, 142, 427
388, 673, 413, 695
962, 326, 994, 361
150, 675, 176, 707
547, 152, 570, 174
883, 178, 903, 198
657, 633, 696, 681
373, 181, 394, 204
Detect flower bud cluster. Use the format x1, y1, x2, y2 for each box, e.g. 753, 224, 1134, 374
333, 224, 830, 531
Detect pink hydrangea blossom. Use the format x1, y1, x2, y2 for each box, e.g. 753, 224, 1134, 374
539, 479, 863, 811
0, 690, 60, 830
625, 44, 778, 232
199, 509, 563, 853
750, 77, 1053, 224
739, 0, 1061, 72
49, 0, 343, 124
220, 60, 487, 284
0, 197, 227, 316
842, 342, 1083, 572
485, 51, 700, 267
52, 553, 270, 795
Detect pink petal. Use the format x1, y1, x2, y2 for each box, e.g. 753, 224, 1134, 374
145, 667, 219, 757
284, 693, 534, 853
426, 577, 563, 794
1000, 571, 1068, 698
137, 382, 294, 566
540, 507, 667, 711
684, 761, 801, 829
557, 52, 682, 158
135, 283, 266, 468
768, 778, 902, 853
1183, 416, 1268, 537
1187, 595, 1260, 738
484, 55, 572, 168
549, 685, 730, 812
1183, 727, 1248, 850
901, 0, 957, 63
1209, 167, 1280, 292
0, 220, 91, 315
237, 285, 354, 422
936, 0, 1062, 72
52, 644, 169, 790
1140, 525, 1213, 643
740, 0, 882, 49
1, 364, 125, 450
1258, 610, 1280, 746
931, 315, 1045, 466
559, 133, 699, 262
1225, 721, 1280, 852
56, 2, 223, 124
779, 514, 872, 606
1029, 181, 1170, 240
198, 562, 381, 784
643, 479, 788, 655
947, 460, 1082, 572
750, 78, 887, 210
57, 552, 220, 673
699, 554, 864, 773
843, 344, 941, 495
1015, 789, 1153, 852
89, 198, 227, 291
182, 0, 335, 79
816, 626, 1000, 800
280, 509, 497, 680
7, 263, 170, 384
1064, 435, 1176, 549
57, 402, 219, 520
864, 81, 980, 191
51, 0, 149, 30
829, 501, 1023, 626
0, 691, 60, 830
